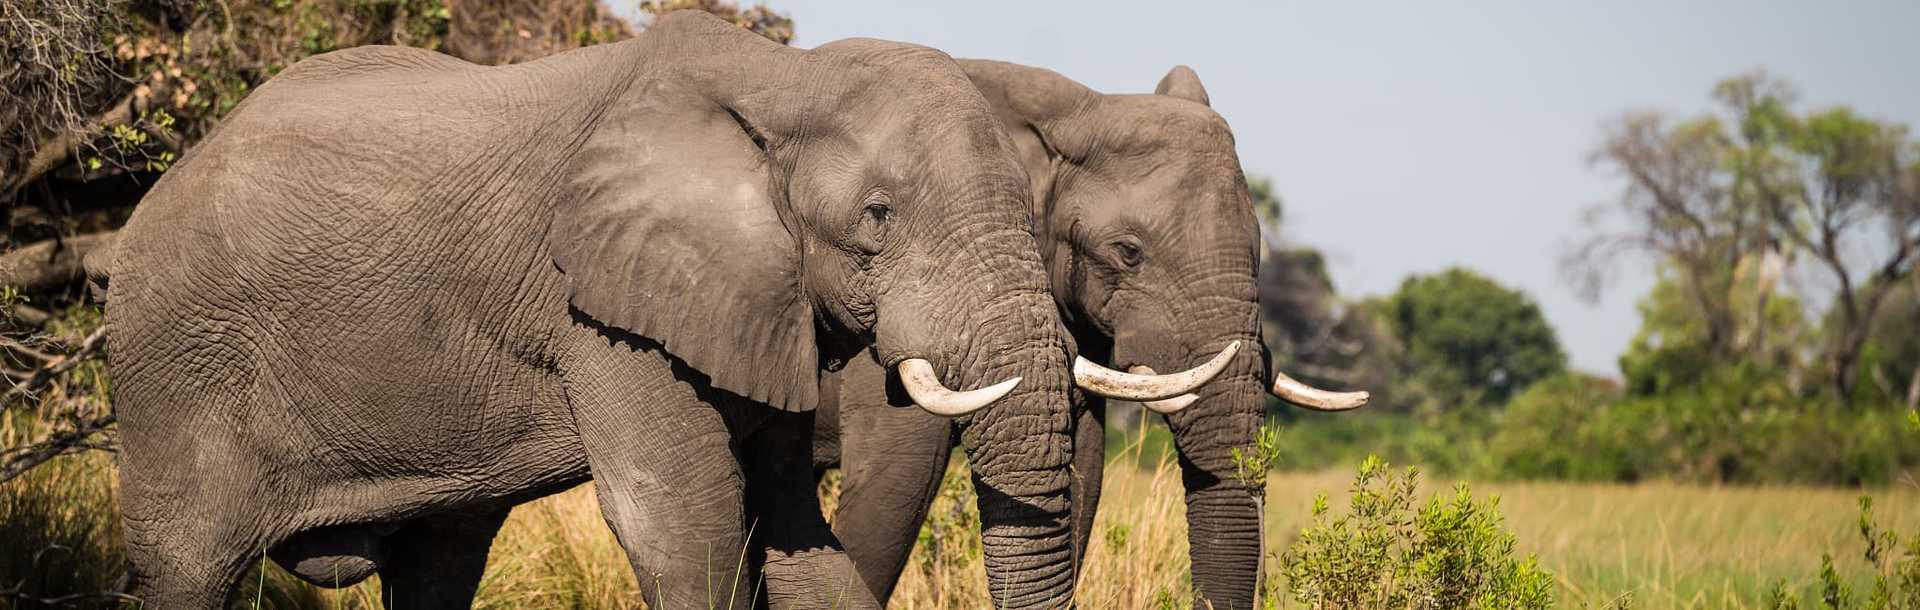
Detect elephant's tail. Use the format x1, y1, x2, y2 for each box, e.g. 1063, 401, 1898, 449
81, 235, 116, 304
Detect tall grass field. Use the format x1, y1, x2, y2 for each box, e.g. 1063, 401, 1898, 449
2, 431, 1915, 609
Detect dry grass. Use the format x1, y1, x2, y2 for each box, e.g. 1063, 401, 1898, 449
2, 427, 1917, 609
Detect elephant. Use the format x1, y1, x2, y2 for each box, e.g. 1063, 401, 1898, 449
803, 61, 1370, 609
86, 12, 1226, 609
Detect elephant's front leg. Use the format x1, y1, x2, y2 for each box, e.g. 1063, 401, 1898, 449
1070, 398, 1107, 574
565, 338, 757, 610
744, 410, 881, 610
828, 355, 956, 605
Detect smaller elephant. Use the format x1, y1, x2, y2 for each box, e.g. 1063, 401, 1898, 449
805, 61, 1370, 609
92, 12, 1158, 610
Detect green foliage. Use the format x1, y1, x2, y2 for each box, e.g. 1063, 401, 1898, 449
1770, 497, 1920, 610
1581, 70, 1919, 406
1281, 456, 1556, 609
1849, 279, 1920, 407
1248, 173, 1284, 232
1277, 365, 1918, 485
1230, 420, 1282, 491
1618, 263, 1808, 396
1487, 372, 1623, 480
1269, 408, 1494, 477
1376, 268, 1566, 413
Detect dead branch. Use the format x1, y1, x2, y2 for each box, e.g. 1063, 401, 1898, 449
1, 325, 106, 406
0, 231, 115, 293
0, 335, 58, 361
6, 302, 52, 326
7, 87, 164, 197
0, 412, 114, 483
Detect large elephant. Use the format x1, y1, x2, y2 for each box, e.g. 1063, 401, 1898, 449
92, 13, 1107, 609
807, 61, 1370, 609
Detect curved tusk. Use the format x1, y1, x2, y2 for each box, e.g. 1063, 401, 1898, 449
1073, 340, 1240, 401
1269, 369, 1370, 411
1127, 365, 1199, 414
896, 359, 1022, 417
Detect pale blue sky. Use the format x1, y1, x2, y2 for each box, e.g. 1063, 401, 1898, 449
635, 2, 1920, 375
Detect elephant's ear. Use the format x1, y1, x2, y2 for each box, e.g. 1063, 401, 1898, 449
1154, 65, 1211, 106
551, 89, 817, 411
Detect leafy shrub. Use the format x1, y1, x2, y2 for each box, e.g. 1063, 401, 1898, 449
1270, 407, 1495, 477
1479, 367, 1920, 486
1768, 496, 1920, 609
1281, 456, 1555, 609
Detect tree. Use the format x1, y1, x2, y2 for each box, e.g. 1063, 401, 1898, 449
1617, 260, 1808, 396
1847, 276, 1920, 409
1570, 71, 1919, 406
1248, 173, 1284, 252
1377, 268, 1566, 412
1250, 173, 1395, 406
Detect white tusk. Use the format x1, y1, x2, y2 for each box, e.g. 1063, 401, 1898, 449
895, 359, 1021, 417
1127, 365, 1199, 414
1073, 340, 1240, 401
1269, 369, 1369, 411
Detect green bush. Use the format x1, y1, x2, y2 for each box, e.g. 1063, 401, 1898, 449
1271, 406, 1495, 477
1280, 456, 1555, 609
1477, 368, 1920, 486
1769, 497, 1920, 609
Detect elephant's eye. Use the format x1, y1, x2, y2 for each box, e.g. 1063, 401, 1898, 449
1106, 237, 1145, 269
865, 200, 891, 224
849, 194, 891, 257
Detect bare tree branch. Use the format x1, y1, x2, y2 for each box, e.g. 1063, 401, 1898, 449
0, 413, 114, 483
2, 325, 106, 406
0, 231, 115, 293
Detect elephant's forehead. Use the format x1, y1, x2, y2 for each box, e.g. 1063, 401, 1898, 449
1083, 95, 1238, 157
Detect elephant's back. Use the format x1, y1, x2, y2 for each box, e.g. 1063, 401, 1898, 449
116, 43, 631, 294
107, 44, 634, 393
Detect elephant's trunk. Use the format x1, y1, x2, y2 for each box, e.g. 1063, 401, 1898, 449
1116, 295, 1266, 609
1166, 339, 1265, 610
872, 186, 1076, 607
955, 289, 1075, 608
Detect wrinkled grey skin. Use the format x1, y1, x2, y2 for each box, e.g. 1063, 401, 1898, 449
809, 61, 1270, 609
93, 13, 1075, 609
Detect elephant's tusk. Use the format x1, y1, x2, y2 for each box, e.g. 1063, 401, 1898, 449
1072, 340, 1239, 401
1269, 368, 1369, 411
895, 359, 1021, 417
1127, 365, 1199, 414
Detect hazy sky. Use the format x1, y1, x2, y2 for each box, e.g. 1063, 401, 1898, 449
654, 2, 1920, 375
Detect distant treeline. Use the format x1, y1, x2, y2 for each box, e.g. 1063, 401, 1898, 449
1248, 72, 1919, 486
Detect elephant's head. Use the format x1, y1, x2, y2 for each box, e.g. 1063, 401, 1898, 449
962, 59, 1370, 607
551, 13, 1081, 605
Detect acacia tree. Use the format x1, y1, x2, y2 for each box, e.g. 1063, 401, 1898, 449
1569, 71, 1919, 406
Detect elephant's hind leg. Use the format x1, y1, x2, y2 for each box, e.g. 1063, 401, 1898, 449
376, 508, 511, 609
